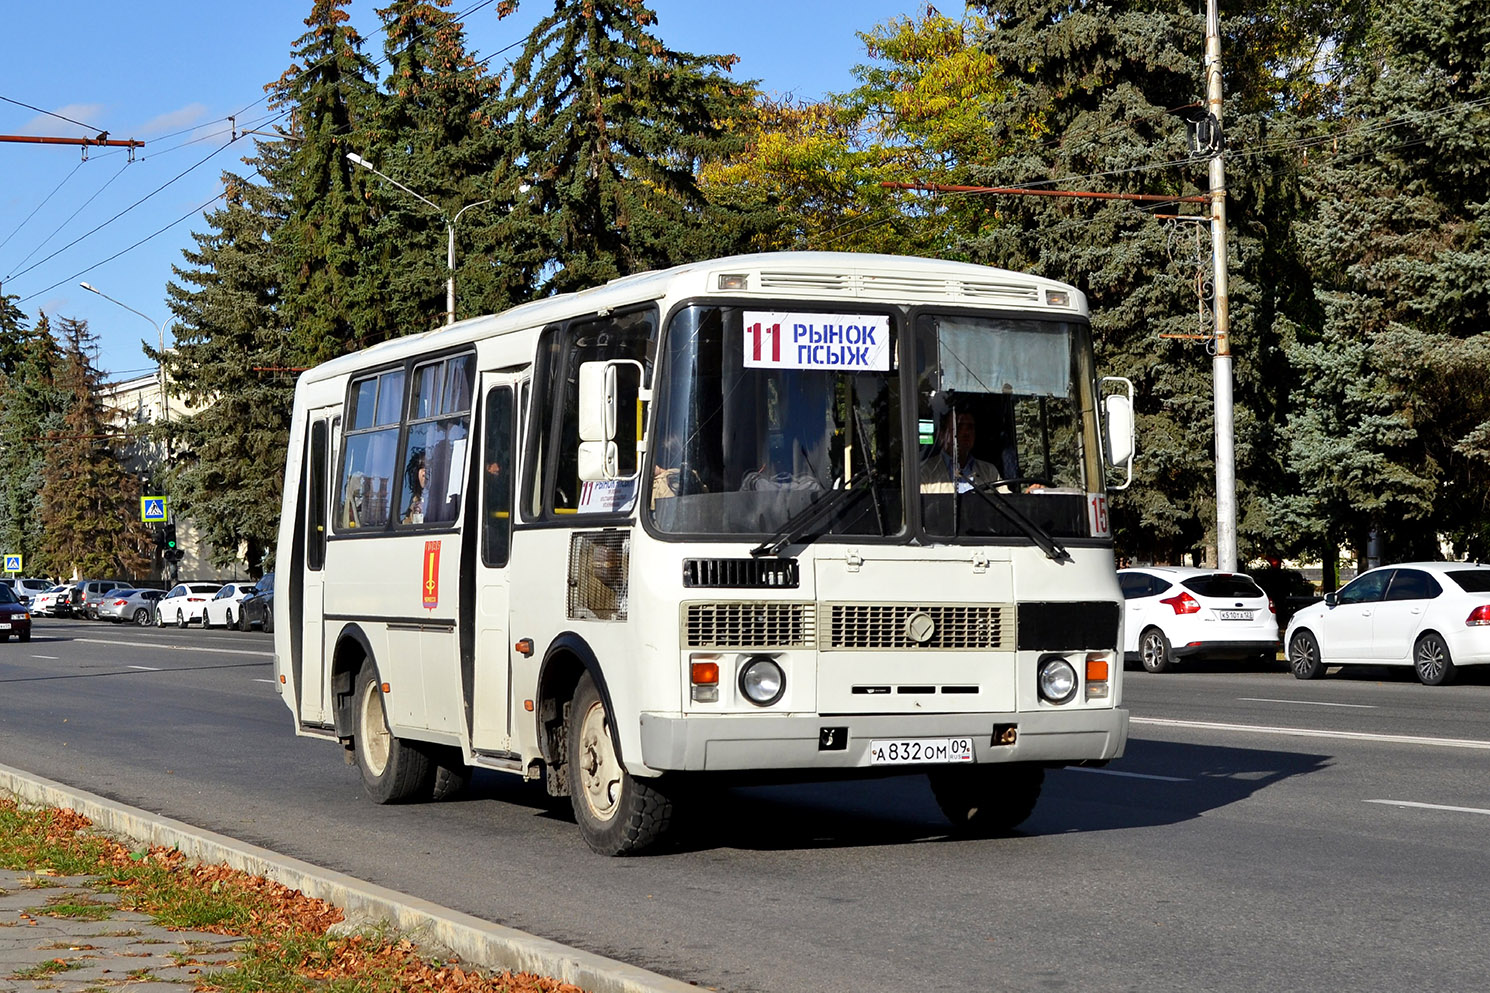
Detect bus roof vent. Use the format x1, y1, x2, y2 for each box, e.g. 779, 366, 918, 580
683, 558, 800, 589
860, 274, 951, 297
959, 279, 1041, 302
756, 270, 851, 293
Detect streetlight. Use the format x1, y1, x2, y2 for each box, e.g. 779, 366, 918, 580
79, 282, 170, 431
345, 152, 490, 325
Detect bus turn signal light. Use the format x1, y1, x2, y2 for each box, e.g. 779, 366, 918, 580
690, 656, 720, 704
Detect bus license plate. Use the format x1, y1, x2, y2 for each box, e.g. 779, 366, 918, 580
1219, 610, 1252, 620
868, 737, 974, 765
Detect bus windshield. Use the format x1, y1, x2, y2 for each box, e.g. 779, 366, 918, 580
648, 304, 1103, 543
648, 304, 903, 538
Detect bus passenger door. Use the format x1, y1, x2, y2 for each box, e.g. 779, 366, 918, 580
299, 411, 337, 724
470, 377, 519, 753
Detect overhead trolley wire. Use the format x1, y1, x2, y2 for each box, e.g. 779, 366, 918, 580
0, 158, 82, 253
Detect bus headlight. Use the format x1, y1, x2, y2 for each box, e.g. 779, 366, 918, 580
1037, 657, 1078, 704
738, 656, 785, 706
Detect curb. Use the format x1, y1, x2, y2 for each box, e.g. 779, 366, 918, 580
0, 762, 703, 993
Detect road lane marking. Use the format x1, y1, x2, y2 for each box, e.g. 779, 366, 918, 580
1062, 766, 1189, 783
75, 638, 270, 658
30, 655, 60, 660
1239, 697, 1377, 709
128, 665, 161, 671
1133, 716, 1490, 751
1365, 799, 1490, 817
252, 678, 275, 683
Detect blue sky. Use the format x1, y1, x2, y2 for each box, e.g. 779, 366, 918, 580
1, 0, 921, 379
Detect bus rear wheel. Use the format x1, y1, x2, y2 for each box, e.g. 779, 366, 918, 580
354, 666, 433, 803
567, 672, 673, 855
929, 764, 1045, 837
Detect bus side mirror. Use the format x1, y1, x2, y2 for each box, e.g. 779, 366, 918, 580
577, 360, 643, 481
1101, 377, 1136, 491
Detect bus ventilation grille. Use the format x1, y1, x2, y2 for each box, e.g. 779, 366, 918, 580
568, 531, 629, 621
683, 558, 800, 589
684, 602, 816, 650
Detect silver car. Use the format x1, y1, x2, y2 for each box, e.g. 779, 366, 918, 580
97, 588, 167, 626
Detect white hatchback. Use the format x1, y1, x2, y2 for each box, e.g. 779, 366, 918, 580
201, 582, 258, 629
1119, 567, 1280, 673
155, 583, 224, 627
1285, 562, 1490, 685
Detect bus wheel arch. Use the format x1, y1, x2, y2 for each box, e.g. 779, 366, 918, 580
536, 634, 616, 799
330, 624, 377, 741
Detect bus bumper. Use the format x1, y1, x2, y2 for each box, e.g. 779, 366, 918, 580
637, 708, 1127, 773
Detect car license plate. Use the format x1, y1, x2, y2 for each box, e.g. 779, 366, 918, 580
1219, 609, 1252, 620
868, 737, 974, 765
0, 622, 10, 630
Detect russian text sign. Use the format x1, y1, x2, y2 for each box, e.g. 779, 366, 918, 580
743, 311, 891, 372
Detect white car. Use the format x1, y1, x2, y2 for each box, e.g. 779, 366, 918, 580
1118, 567, 1280, 673
31, 585, 74, 617
201, 582, 258, 629
1285, 562, 1490, 685
155, 582, 224, 627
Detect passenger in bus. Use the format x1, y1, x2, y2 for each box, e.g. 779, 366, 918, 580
919, 408, 1003, 494
402, 453, 427, 524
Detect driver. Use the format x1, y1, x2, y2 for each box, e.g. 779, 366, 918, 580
919, 408, 1001, 494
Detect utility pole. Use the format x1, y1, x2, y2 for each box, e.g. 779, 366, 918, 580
1205, 0, 1238, 572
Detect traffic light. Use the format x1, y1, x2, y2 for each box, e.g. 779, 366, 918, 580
163, 524, 182, 562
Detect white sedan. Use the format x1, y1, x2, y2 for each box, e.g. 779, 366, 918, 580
1285, 562, 1490, 685
155, 583, 224, 628
202, 582, 258, 629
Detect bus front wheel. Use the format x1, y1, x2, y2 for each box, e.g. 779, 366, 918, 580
929, 764, 1045, 837
354, 667, 433, 803
567, 672, 673, 855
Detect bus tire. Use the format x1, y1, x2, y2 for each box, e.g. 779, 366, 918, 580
567, 671, 673, 855
354, 666, 433, 804
929, 764, 1044, 837
428, 746, 472, 801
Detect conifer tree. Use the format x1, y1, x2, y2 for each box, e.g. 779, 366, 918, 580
269, 0, 383, 364
161, 160, 292, 577
1287, 0, 1490, 562
37, 318, 153, 579
0, 309, 66, 572
362, 0, 509, 326
490, 0, 755, 298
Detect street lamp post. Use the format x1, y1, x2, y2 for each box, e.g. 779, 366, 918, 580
79, 281, 174, 579
346, 152, 490, 325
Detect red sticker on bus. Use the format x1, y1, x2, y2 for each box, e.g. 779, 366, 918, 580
422, 540, 440, 608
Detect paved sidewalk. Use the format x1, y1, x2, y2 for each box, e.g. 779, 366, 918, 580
0, 868, 242, 993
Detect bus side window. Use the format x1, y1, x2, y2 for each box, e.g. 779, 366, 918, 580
482, 387, 514, 567
338, 369, 404, 530
399, 354, 475, 527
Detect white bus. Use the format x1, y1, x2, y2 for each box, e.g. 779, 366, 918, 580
273, 251, 1136, 855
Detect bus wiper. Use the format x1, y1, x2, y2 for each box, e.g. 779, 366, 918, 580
968, 482, 1071, 563
851, 406, 886, 539
750, 477, 872, 558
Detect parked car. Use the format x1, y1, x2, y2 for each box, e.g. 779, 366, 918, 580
0, 577, 53, 606
155, 583, 224, 627
77, 579, 128, 620
31, 585, 74, 617
202, 582, 257, 629
0, 584, 32, 642
237, 572, 274, 632
1118, 566, 1280, 672
97, 588, 167, 625
1285, 562, 1490, 685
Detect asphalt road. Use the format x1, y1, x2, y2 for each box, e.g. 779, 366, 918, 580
3, 617, 1488, 992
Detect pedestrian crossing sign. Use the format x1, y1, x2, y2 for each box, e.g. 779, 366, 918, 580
3, 554, 20, 573
141, 496, 169, 523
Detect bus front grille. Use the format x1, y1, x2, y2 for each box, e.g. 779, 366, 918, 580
683, 602, 815, 649
825, 603, 1007, 651
680, 602, 1008, 651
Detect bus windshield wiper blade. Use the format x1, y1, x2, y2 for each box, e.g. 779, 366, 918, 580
968, 483, 1072, 563
750, 479, 868, 558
